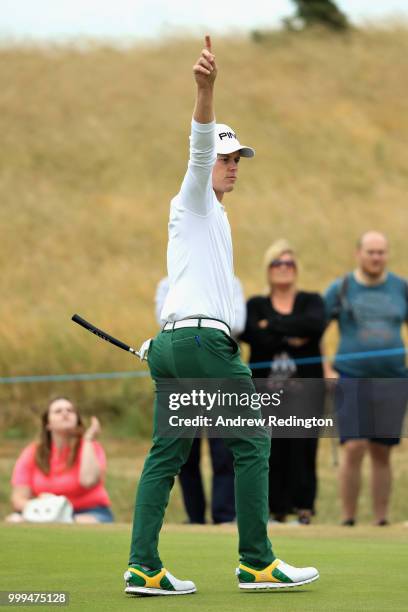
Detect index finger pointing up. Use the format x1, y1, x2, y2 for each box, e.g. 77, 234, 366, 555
205, 35, 212, 52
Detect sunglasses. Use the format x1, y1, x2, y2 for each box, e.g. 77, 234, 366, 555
269, 260, 297, 269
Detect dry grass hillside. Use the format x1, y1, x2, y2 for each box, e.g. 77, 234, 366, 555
1, 27, 408, 424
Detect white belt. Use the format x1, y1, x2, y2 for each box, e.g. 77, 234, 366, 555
163, 318, 230, 336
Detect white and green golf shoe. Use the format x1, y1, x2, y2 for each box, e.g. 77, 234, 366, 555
124, 565, 196, 596
236, 558, 319, 589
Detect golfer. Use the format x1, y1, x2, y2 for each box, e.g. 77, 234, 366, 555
124, 36, 319, 596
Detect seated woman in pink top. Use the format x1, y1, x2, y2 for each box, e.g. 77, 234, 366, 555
7, 397, 113, 523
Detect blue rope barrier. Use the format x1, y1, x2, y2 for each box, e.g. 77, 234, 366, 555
1, 347, 407, 384
0, 371, 149, 384
249, 346, 408, 370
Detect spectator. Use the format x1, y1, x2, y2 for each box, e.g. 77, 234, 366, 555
323, 231, 408, 525
7, 397, 113, 523
154, 275, 246, 523
241, 239, 326, 524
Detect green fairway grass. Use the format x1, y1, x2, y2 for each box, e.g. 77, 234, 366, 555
0, 524, 406, 611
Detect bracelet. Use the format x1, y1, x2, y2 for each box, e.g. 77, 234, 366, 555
83, 435, 94, 442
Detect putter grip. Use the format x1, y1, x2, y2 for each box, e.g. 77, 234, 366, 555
72, 314, 132, 353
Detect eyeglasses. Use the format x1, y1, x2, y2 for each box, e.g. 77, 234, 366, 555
269, 260, 297, 269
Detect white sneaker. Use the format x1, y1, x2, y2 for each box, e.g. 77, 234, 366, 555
124, 565, 196, 596
236, 558, 319, 589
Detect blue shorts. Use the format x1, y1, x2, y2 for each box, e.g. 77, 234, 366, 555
74, 506, 114, 523
335, 374, 407, 446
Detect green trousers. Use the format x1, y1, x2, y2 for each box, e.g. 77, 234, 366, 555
129, 326, 275, 569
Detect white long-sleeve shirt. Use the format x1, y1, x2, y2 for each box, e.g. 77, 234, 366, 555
160, 120, 236, 329
155, 275, 246, 338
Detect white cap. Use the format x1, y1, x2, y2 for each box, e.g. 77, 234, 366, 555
215, 123, 255, 158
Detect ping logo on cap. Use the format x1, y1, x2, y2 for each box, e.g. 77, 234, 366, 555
218, 131, 237, 141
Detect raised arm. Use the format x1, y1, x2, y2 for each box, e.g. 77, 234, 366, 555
79, 417, 104, 488
178, 36, 218, 215
193, 35, 217, 123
